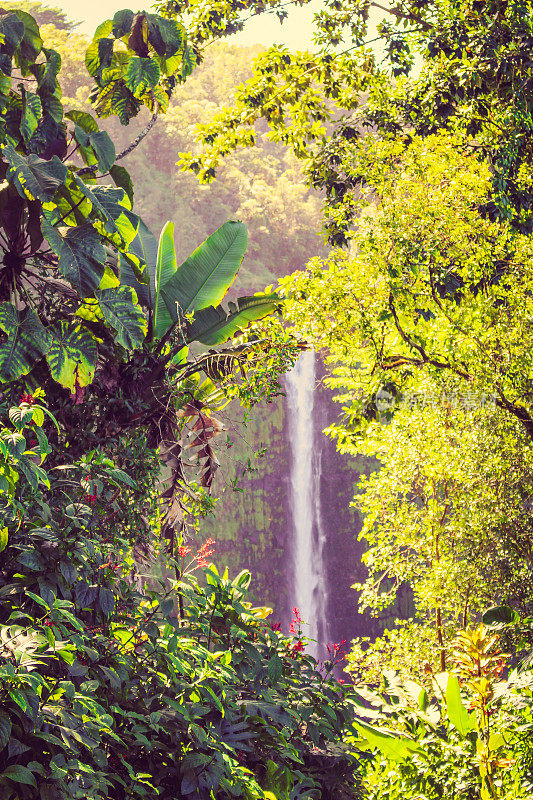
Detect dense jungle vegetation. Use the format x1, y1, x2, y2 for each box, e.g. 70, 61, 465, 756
1, 1, 533, 799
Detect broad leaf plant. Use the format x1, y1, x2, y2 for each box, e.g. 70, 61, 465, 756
0, 6, 287, 545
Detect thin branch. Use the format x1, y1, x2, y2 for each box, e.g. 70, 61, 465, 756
24, 267, 78, 299
78, 104, 160, 176
388, 292, 472, 379
369, 1, 434, 32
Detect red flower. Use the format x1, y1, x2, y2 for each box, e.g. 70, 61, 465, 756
197, 538, 215, 559
20, 393, 35, 405
192, 538, 215, 570
288, 606, 303, 635
86, 494, 97, 504
178, 545, 191, 558
290, 639, 305, 657
327, 638, 347, 662
270, 622, 282, 632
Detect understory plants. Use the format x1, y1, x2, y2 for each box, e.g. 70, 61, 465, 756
0, 392, 364, 799
349, 626, 533, 800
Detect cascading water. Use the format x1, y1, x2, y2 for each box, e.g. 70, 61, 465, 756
286, 350, 329, 659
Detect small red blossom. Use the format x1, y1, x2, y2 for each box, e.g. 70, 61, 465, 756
178, 545, 192, 558
327, 639, 347, 659
86, 493, 97, 504
270, 622, 282, 632
192, 538, 215, 570
288, 606, 302, 635
197, 537, 215, 559
20, 393, 35, 405
290, 639, 305, 657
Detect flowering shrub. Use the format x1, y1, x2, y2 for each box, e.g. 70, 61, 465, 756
0, 397, 364, 799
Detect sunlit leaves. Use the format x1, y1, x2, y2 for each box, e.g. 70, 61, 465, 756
161, 220, 247, 322
3, 145, 67, 202
86, 11, 190, 124
46, 323, 98, 391
0, 304, 50, 382
126, 56, 160, 97
186, 293, 280, 346
153, 220, 177, 338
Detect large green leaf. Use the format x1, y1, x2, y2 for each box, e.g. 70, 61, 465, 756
112, 9, 134, 38
1, 765, 37, 788
482, 605, 519, 625
85, 36, 114, 79
118, 218, 155, 307
186, 293, 279, 346
126, 56, 160, 97
90, 186, 138, 245
93, 78, 140, 124
109, 164, 133, 204
31, 47, 61, 94
97, 286, 147, 350
11, 9, 42, 68
145, 15, 186, 58
68, 110, 116, 172
87, 131, 116, 172
445, 673, 475, 736
0, 13, 24, 55
3, 145, 67, 202
180, 44, 196, 80
70, 179, 137, 249
354, 719, 424, 761
153, 220, 177, 338
161, 221, 248, 326
46, 322, 98, 391
42, 220, 106, 296
20, 90, 41, 146
0, 304, 50, 382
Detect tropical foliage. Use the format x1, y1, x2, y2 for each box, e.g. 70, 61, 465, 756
4, 1, 533, 799
176, 0, 533, 794
0, 396, 363, 799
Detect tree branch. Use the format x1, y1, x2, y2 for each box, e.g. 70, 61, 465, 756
369, 1, 434, 32
78, 105, 160, 177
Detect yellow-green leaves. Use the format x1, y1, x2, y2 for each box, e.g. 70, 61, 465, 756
445, 673, 475, 736
0, 304, 50, 383
3, 145, 67, 202
46, 323, 98, 392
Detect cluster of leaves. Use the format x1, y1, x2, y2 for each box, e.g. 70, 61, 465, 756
0, 6, 280, 392
0, 5, 303, 561
348, 625, 533, 800
0, 4, 190, 385
176, 0, 533, 240
0, 395, 364, 800
276, 134, 533, 676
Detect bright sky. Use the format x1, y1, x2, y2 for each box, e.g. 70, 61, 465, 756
56, 0, 322, 49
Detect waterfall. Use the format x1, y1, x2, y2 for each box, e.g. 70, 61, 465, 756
286, 350, 329, 659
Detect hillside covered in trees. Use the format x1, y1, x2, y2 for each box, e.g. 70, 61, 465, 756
0, 1, 533, 800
